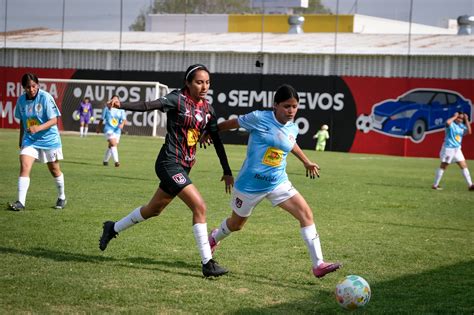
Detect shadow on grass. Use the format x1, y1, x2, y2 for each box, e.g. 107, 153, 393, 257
100, 174, 156, 182
229, 260, 474, 314
62, 160, 107, 167
0, 246, 201, 278
358, 220, 471, 232
364, 182, 427, 190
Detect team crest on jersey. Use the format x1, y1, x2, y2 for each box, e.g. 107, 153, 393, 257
35, 103, 43, 114
235, 197, 243, 208
172, 173, 187, 185
288, 134, 295, 144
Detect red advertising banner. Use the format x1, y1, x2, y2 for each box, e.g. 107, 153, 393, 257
0, 68, 76, 130
343, 77, 474, 159
1, 67, 473, 159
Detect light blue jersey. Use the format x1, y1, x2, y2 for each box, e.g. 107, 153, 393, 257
235, 110, 298, 193
14, 89, 62, 149
102, 106, 126, 135
444, 121, 467, 148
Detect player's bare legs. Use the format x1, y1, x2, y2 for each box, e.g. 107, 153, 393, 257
279, 193, 341, 278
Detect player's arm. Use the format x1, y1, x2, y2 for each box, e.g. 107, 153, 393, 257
208, 125, 234, 194
291, 143, 320, 179
119, 119, 127, 130
18, 120, 24, 148
28, 117, 58, 134
199, 118, 240, 148
96, 119, 103, 133
464, 114, 472, 135
113, 99, 164, 112
446, 112, 459, 127
218, 118, 239, 132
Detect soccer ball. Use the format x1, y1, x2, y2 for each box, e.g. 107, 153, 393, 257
90, 116, 95, 122
356, 114, 372, 133
335, 275, 371, 310
72, 110, 80, 121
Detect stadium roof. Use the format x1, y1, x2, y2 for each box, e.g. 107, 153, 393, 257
2, 28, 473, 57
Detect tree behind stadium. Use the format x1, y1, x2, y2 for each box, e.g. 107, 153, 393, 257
129, 0, 331, 31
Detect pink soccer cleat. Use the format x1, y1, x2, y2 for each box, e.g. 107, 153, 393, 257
432, 185, 443, 191
209, 228, 220, 254
312, 262, 342, 278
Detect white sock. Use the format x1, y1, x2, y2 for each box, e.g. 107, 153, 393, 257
18, 176, 30, 206
80, 126, 84, 136
114, 206, 145, 233
214, 218, 232, 242
301, 224, 324, 267
103, 148, 112, 162
111, 146, 119, 163
54, 173, 66, 200
434, 168, 444, 187
84, 127, 88, 136
193, 223, 212, 264
461, 168, 473, 186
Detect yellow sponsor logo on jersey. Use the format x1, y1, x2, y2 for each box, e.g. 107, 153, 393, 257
26, 118, 40, 128
455, 135, 461, 142
262, 147, 283, 167
111, 118, 119, 127
187, 128, 200, 146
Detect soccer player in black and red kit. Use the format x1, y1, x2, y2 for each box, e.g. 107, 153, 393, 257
99, 64, 233, 277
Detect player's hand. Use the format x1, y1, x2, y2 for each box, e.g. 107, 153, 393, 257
221, 175, 234, 194
108, 98, 121, 108
305, 161, 320, 179
28, 125, 40, 134
199, 131, 213, 149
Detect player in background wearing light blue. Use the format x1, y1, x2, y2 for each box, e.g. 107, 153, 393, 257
97, 95, 127, 167
8, 73, 67, 211
207, 84, 341, 279
433, 111, 473, 191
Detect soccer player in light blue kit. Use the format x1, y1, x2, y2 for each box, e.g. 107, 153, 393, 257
433, 111, 473, 191
8, 73, 67, 211
97, 95, 127, 167
208, 84, 341, 279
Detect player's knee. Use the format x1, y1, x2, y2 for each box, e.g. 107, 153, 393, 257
192, 202, 207, 217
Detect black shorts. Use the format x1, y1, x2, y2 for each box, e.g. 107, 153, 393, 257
155, 158, 192, 196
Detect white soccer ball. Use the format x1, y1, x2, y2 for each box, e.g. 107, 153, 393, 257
72, 110, 80, 121
335, 275, 371, 310
356, 114, 373, 133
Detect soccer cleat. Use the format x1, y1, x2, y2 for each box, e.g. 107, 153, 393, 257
99, 221, 118, 251
55, 198, 67, 209
202, 259, 228, 277
312, 262, 342, 278
431, 185, 443, 191
103, 161, 108, 166
114, 162, 120, 167
8, 201, 25, 211
209, 229, 220, 254
469, 185, 474, 191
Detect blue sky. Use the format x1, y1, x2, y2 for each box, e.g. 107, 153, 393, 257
1, 0, 472, 31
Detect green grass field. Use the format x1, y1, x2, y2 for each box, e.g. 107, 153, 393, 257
0, 128, 473, 314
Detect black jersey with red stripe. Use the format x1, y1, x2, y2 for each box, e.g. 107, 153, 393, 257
159, 89, 216, 168
120, 88, 231, 175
